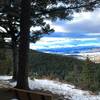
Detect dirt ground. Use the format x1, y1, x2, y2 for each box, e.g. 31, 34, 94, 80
0, 80, 13, 100
0, 88, 13, 100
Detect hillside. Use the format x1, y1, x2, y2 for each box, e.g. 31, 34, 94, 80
0, 49, 100, 92
29, 50, 84, 79
29, 50, 100, 92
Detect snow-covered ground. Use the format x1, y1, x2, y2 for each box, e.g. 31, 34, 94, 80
0, 76, 100, 100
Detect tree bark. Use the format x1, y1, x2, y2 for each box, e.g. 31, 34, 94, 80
16, 0, 31, 89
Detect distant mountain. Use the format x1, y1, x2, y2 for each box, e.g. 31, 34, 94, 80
37, 46, 100, 55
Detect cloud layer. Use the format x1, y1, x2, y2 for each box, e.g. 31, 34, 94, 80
49, 8, 100, 33
30, 32, 100, 55
30, 8, 100, 55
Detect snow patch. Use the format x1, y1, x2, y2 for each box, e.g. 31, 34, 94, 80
0, 76, 12, 80
0, 76, 100, 100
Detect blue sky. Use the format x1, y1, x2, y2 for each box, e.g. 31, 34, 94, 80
30, 8, 100, 55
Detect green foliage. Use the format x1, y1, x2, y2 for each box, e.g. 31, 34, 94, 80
0, 49, 6, 60
0, 49, 12, 75
28, 50, 100, 92
29, 50, 82, 79
0, 0, 100, 85
0, 0, 100, 45
80, 57, 95, 90
0, 49, 100, 92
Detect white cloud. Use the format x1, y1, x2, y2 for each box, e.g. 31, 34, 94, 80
30, 8, 100, 54
47, 8, 100, 33
73, 38, 97, 41
31, 8, 100, 33
86, 33, 100, 36
30, 37, 73, 50
52, 25, 67, 32
69, 13, 91, 24
64, 8, 100, 33
45, 20, 69, 32
30, 37, 100, 52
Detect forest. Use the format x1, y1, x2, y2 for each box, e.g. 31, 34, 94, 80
0, 48, 100, 92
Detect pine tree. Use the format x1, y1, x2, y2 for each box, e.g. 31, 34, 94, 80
80, 56, 95, 90
0, 0, 100, 89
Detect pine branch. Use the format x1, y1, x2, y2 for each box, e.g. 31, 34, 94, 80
35, 0, 97, 16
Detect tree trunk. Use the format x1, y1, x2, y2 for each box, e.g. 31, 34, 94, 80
15, 0, 31, 89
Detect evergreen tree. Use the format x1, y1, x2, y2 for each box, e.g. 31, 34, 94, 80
80, 57, 95, 90
0, 0, 54, 80
0, 0, 100, 89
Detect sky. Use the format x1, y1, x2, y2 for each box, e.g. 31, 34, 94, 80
45, 8, 100, 33
30, 8, 100, 55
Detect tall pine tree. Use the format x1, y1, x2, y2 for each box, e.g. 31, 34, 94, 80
0, 0, 100, 89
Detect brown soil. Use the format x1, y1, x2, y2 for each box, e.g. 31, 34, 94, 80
0, 80, 14, 100
0, 88, 13, 100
